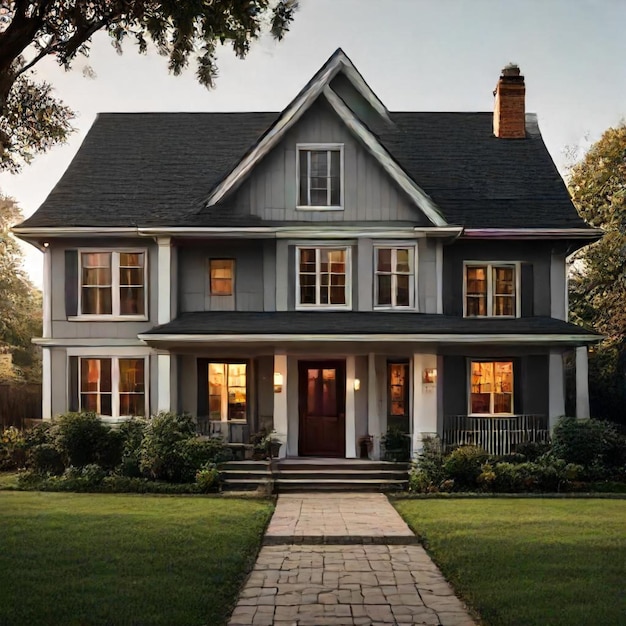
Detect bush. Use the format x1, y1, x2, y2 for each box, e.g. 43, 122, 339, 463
443, 445, 488, 489
513, 441, 550, 461
552, 417, 625, 470
139, 412, 198, 482
53, 412, 113, 468
116, 418, 148, 477
381, 426, 411, 462
23, 421, 54, 447
0, 426, 26, 470
27, 444, 64, 475
409, 436, 445, 493
196, 463, 220, 493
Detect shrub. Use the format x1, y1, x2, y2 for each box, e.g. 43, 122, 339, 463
139, 412, 197, 482
23, 421, 54, 447
443, 445, 488, 489
513, 441, 550, 461
196, 463, 220, 493
409, 436, 445, 493
552, 417, 625, 470
0, 426, 26, 470
52, 412, 113, 468
116, 417, 148, 477
381, 426, 411, 462
27, 444, 64, 475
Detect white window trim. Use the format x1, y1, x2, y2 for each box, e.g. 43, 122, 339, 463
72, 354, 150, 422
374, 243, 418, 310
296, 245, 352, 310
467, 358, 515, 417
296, 143, 344, 210
462, 261, 521, 318
73, 248, 149, 321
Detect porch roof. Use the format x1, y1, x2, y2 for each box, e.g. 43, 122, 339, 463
139, 312, 599, 345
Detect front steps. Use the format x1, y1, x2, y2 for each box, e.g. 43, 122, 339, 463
219, 459, 410, 492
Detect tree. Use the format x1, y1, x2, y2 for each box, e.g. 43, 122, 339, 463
0, 0, 298, 172
0, 192, 42, 381
568, 122, 626, 423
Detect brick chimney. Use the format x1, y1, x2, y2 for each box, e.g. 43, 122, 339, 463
493, 64, 526, 139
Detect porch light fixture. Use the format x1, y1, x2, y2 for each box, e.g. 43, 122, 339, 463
273, 372, 283, 393
423, 368, 437, 384
353, 378, 361, 391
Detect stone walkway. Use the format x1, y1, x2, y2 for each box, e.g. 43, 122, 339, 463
228, 494, 476, 626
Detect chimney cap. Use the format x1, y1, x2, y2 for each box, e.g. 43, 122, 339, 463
501, 63, 521, 77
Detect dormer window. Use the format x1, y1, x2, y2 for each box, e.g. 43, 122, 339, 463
297, 144, 343, 209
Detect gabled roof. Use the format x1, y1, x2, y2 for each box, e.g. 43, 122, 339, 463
17, 51, 592, 232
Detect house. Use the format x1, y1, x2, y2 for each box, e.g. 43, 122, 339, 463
14, 50, 601, 460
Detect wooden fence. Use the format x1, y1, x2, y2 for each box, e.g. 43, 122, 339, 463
0, 383, 42, 429
443, 414, 550, 456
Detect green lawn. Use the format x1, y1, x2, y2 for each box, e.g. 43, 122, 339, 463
394, 498, 626, 626
0, 492, 273, 626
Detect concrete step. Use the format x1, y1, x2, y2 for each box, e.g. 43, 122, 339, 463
275, 478, 408, 492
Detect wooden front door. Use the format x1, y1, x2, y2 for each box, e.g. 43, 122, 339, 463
298, 360, 346, 457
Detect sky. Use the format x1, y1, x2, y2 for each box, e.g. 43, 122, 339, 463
2, 0, 625, 288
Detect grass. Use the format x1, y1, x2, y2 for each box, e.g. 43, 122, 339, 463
394, 498, 626, 626
0, 492, 273, 626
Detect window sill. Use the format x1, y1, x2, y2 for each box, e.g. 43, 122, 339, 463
295, 205, 344, 211
295, 305, 352, 311
374, 306, 417, 312
68, 315, 149, 322
468, 414, 515, 418
463, 315, 519, 319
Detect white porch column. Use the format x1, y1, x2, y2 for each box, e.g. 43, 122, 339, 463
42, 246, 52, 338
157, 237, 172, 325
549, 349, 566, 429
157, 353, 171, 413
576, 346, 590, 419
42, 347, 51, 419
345, 355, 357, 458
367, 353, 381, 460
412, 352, 438, 455
273, 353, 288, 458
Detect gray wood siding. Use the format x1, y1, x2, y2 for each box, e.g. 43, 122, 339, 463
178, 240, 265, 312
442, 240, 552, 317
228, 98, 428, 224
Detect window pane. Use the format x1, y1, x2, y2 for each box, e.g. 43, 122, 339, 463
377, 249, 392, 273
81, 359, 100, 393
470, 393, 491, 414
227, 364, 246, 421
494, 266, 515, 295
82, 253, 111, 270
330, 151, 341, 205
321, 369, 337, 416
494, 393, 512, 413
120, 287, 144, 315
82, 267, 112, 286
100, 394, 112, 417
300, 273, 316, 304
210, 260, 234, 296
494, 295, 514, 316
396, 249, 410, 273
100, 359, 112, 392
119, 267, 144, 287
299, 249, 316, 273
495, 362, 513, 392
377, 275, 392, 305
120, 393, 145, 417
466, 267, 487, 295
120, 252, 143, 268
388, 363, 408, 417
310, 151, 327, 177
466, 295, 486, 316
82, 287, 112, 315
119, 359, 144, 393
310, 189, 327, 205
396, 274, 410, 306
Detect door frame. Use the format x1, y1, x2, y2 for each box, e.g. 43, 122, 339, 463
298, 359, 346, 457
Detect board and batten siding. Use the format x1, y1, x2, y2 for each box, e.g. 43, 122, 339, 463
178, 240, 265, 312
227, 98, 429, 224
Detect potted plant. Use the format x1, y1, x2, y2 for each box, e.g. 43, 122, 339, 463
381, 426, 411, 462
263, 430, 284, 459
357, 434, 373, 459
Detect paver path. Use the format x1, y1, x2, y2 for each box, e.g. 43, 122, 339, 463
229, 494, 476, 626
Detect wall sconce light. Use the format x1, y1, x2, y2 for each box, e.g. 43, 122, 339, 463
423, 368, 437, 384
273, 372, 283, 393
353, 378, 361, 391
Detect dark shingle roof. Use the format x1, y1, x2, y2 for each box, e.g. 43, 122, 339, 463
143, 311, 599, 338
20, 110, 587, 229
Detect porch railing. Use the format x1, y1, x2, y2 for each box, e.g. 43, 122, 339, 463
196, 418, 250, 444
443, 414, 549, 456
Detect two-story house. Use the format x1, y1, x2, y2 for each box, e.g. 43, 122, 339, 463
15, 50, 600, 460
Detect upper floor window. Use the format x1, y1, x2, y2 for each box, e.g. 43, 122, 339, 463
79, 251, 146, 317
80, 356, 146, 418
209, 259, 234, 296
464, 263, 518, 317
375, 247, 416, 308
297, 144, 343, 209
469, 360, 513, 415
297, 247, 350, 308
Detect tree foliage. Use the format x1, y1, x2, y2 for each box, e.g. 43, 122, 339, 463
0, 0, 298, 171
0, 193, 42, 380
568, 122, 626, 423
